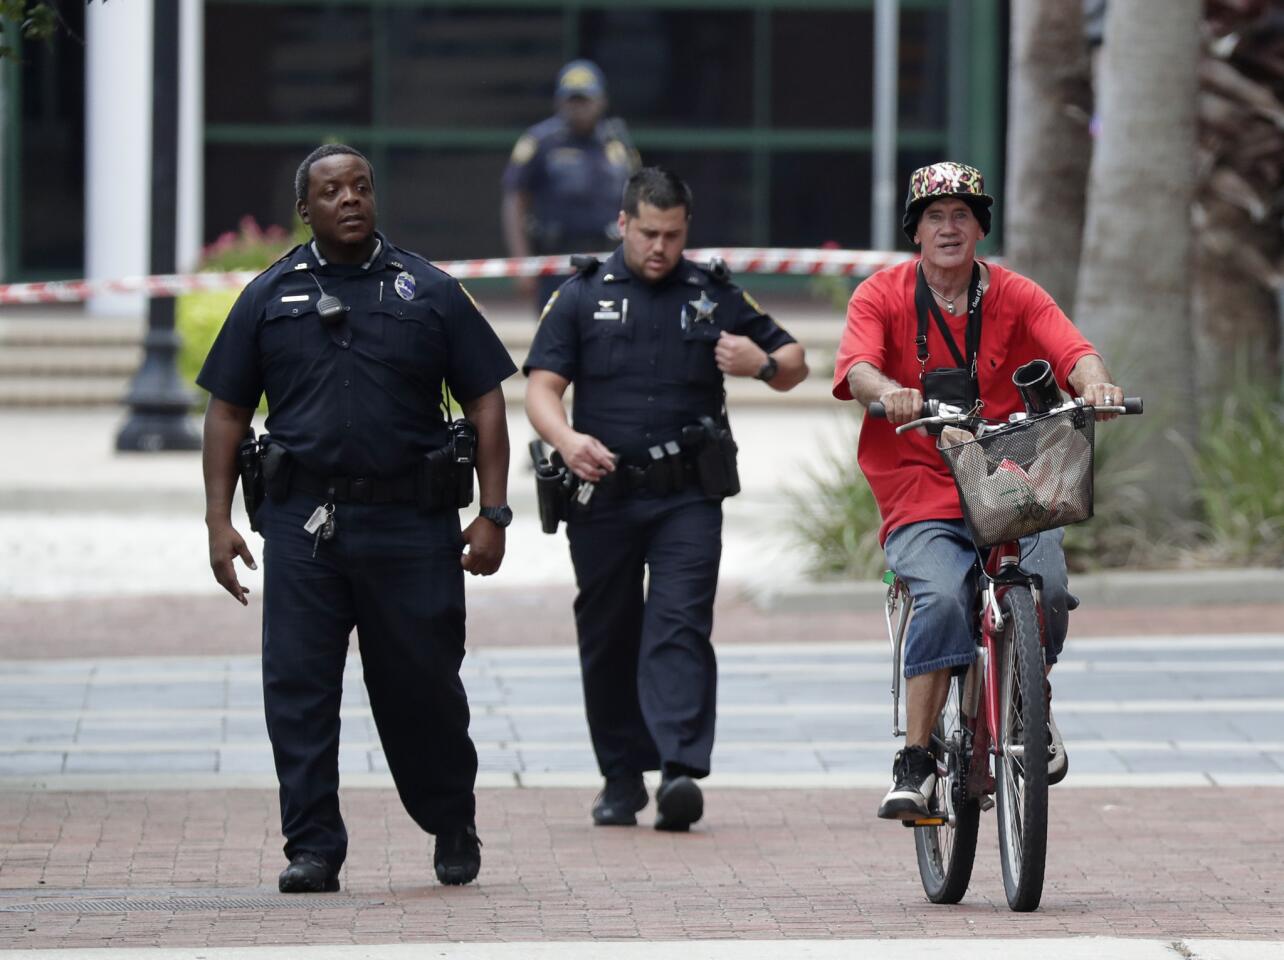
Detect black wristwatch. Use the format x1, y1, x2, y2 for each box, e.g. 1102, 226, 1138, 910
479, 505, 513, 528
754, 354, 779, 382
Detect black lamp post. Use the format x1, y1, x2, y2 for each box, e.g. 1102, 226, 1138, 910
116, 0, 201, 452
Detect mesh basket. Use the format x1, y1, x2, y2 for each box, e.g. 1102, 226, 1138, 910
937, 408, 1095, 548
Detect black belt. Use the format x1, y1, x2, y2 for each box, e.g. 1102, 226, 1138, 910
290, 466, 417, 504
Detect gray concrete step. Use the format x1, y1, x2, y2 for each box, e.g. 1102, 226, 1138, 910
0, 299, 846, 407
0, 345, 141, 376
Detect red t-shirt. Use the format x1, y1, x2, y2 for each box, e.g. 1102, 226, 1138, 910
831, 259, 1098, 544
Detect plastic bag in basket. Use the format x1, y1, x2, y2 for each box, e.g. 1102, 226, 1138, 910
1024, 416, 1091, 524
941, 427, 1048, 525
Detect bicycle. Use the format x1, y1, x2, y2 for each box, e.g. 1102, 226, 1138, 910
868, 364, 1142, 912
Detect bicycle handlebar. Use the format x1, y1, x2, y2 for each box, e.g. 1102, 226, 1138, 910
865, 396, 1144, 432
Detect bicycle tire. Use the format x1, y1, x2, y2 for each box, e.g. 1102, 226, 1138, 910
994, 584, 1049, 912
914, 674, 981, 904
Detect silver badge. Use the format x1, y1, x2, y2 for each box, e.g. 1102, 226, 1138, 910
394, 271, 416, 301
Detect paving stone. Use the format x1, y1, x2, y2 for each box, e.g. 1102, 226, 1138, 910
62, 751, 217, 773
0, 750, 64, 774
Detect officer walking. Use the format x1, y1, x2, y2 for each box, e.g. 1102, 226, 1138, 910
501, 59, 640, 312
523, 167, 808, 831
199, 144, 517, 892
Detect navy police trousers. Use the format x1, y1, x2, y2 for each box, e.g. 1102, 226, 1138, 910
258, 492, 478, 870
566, 488, 723, 780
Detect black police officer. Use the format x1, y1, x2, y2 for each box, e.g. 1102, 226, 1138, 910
501, 59, 640, 311
199, 144, 517, 892
523, 167, 808, 831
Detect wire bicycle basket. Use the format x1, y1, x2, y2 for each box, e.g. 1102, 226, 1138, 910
937, 407, 1096, 548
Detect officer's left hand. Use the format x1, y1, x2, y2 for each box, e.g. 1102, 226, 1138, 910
460, 518, 505, 576
715, 332, 768, 378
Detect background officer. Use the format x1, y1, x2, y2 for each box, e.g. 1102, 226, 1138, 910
523, 167, 808, 832
199, 144, 517, 892
501, 59, 640, 312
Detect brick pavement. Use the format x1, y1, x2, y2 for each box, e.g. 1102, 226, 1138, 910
1, 787, 1281, 948
3, 587, 1284, 661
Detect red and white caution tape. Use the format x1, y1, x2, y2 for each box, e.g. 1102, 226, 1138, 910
0, 247, 912, 305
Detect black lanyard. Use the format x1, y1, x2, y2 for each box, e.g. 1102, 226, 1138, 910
914, 262, 983, 380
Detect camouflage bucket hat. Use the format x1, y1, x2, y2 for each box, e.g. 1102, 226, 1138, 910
902, 161, 994, 243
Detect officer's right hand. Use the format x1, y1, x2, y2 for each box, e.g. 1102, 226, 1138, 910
877, 386, 924, 426
208, 521, 256, 606
559, 432, 617, 483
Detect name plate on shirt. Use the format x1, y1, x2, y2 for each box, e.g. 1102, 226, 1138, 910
593, 298, 625, 321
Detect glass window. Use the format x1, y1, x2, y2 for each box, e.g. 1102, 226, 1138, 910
206, 6, 372, 125
17, 0, 85, 273
579, 10, 754, 128
639, 150, 755, 249
204, 145, 322, 247
770, 151, 871, 250
383, 149, 511, 260
770, 10, 874, 128
900, 9, 950, 130
383, 7, 565, 128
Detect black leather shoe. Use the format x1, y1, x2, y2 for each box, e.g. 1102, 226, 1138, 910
434, 825, 482, 886
278, 852, 339, 893
592, 775, 649, 826
654, 775, 703, 832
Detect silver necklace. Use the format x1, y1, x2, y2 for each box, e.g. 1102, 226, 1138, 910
925, 281, 961, 314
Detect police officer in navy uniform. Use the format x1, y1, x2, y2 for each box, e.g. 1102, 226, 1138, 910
199, 144, 517, 892
523, 168, 808, 831
502, 59, 640, 311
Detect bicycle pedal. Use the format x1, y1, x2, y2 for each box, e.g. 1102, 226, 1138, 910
979, 795, 995, 812
902, 816, 948, 828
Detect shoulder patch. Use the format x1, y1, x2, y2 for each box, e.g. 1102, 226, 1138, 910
459, 283, 481, 311
742, 290, 766, 315
539, 289, 560, 323
510, 134, 538, 166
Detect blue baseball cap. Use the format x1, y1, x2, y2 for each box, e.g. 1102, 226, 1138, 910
555, 60, 606, 100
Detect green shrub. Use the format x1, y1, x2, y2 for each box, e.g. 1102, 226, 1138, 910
1192, 384, 1284, 565
786, 417, 887, 580
177, 216, 306, 407
177, 290, 240, 396
1060, 414, 1163, 572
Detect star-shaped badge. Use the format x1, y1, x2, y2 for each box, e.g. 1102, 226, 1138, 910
687, 292, 718, 323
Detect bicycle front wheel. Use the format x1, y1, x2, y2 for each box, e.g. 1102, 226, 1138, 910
994, 584, 1049, 912
914, 673, 980, 904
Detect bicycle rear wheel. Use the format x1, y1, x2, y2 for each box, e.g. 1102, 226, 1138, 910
994, 584, 1049, 912
914, 674, 981, 904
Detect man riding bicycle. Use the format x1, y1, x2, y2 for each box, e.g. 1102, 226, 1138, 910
831, 162, 1124, 820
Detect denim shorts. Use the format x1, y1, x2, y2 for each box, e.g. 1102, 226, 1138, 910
882, 519, 1072, 678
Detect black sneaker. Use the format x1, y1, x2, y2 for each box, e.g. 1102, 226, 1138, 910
877, 745, 937, 820
592, 774, 649, 826
278, 852, 339, 893
654, 775, 703, 832
434, 825, 482, 886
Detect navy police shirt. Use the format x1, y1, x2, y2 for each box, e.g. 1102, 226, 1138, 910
522, 248, 795, 455
197, 233, 517, 477
501, 116, 637, 250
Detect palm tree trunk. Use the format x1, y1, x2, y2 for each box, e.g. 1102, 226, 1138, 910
1004, 0, 1094, 315
1073, 0, 1201, 525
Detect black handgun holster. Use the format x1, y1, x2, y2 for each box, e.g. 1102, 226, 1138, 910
416, 420, 478, 512
261, 440, 292, 504
687, 416, 741, 498
237, 431, 265, 532
534, 454, 574, 534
